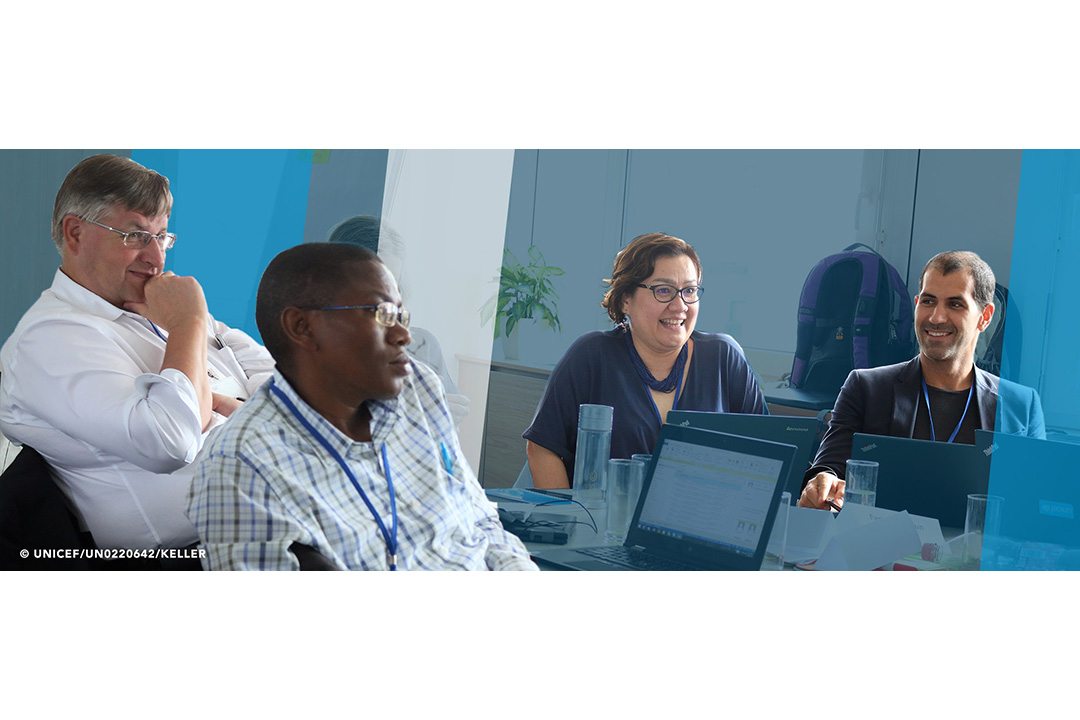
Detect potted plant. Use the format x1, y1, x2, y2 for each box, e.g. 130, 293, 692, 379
480, 246, 564, 360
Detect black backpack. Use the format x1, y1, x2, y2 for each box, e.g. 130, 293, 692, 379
975, 283, 1017, 377
788, 243, 917, 396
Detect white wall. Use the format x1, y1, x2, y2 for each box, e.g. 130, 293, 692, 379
380, 150, 516, 384
907, 150, 1021, 290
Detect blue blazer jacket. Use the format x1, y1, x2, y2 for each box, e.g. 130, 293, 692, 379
804, 355, 1046, 485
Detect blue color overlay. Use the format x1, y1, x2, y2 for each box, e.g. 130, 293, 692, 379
984, 150, 1080, 569
132, 150, 314, 341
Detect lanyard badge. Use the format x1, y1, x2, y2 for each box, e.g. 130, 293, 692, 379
269, 380, 399, 570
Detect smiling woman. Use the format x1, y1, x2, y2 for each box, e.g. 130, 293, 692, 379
522, 232, 768, 489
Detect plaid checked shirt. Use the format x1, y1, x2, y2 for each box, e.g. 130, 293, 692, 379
186, 363, 537, 570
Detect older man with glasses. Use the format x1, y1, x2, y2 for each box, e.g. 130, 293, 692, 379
185, 242, 537, 570
0, 154, 274, 553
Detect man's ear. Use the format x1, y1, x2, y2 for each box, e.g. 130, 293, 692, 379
281, 307, 318, 353
61, 215, 83, 256
978, 302, 995, 332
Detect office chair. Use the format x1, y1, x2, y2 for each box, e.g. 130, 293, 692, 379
0, 443, 205, 571
289, 542, 339, 570
0, 445, 94, 570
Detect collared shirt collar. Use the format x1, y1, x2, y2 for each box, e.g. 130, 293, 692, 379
268, 369, 400, 452
51, 267, 141, 323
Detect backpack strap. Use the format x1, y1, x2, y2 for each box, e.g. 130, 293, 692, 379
843, 242, 881, 256
792, 254, 846, 386
850, 254, 881, 369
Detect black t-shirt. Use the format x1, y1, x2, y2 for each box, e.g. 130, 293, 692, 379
913, 383, 980, 445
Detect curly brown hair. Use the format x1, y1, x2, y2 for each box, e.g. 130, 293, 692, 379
601, 233, 702, 325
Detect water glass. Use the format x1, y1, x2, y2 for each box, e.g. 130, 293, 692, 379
963, 493, 1004, 570
844, 459, 879, 507
605, 458, 646, 544
761, 491, 791, 570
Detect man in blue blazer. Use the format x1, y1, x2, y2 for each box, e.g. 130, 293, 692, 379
799, 250, 1045, 509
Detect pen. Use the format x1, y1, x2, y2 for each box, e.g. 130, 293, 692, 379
440, 442, 454, 477
824, 497, 843, 512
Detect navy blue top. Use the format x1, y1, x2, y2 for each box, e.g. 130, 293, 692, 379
523, 330, 768, 485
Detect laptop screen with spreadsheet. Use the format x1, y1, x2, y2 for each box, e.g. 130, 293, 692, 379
632, 430, 788, 558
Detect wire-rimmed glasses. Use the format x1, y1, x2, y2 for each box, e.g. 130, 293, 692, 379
81, 217, 176, 250
301, 301, 411, 329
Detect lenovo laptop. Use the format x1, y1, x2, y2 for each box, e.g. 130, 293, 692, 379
851, 433, 986, 529
531, 424, 796, 571
975, 429, 1080, 551
665, 411, 820, 497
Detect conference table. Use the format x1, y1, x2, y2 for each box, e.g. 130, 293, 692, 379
485, 488, 984, 570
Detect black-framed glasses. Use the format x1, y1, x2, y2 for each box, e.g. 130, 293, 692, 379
301, 301, 411, 329
637, 283, 704, 304
82, 217, 176, 250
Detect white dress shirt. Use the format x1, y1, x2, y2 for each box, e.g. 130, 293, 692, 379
0, 269, 274, 549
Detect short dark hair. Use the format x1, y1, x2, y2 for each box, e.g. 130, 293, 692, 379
52, 154, 172, 250
919, 250, 996, 308
256, 243, 382, 369
600, 233, 702, 325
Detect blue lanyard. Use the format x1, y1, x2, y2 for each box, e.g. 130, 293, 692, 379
921, 375, 974, 444
148, 320, 167, 343
269, 380, 399, 570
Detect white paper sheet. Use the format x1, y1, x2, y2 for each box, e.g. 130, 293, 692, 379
813, 510, 923, 571
785, 505, 837, 565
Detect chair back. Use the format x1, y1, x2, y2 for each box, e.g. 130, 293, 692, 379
0, 445, 92, 570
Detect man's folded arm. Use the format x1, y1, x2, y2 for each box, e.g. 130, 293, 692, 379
452, 441, 537, 571
213, 320, 276, 395
14, 323, 206, 473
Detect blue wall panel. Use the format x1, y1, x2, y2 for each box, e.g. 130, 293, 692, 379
132, 149, 314, 342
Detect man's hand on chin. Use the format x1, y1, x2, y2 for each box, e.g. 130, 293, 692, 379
125, 272, 208, 331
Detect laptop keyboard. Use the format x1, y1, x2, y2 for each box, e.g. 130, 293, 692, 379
578, 546, 699, 571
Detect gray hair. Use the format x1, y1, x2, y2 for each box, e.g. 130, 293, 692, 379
52, 154, 172, 251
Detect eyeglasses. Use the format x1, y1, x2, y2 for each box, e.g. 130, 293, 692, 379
637, 283, 704, 304
82, 217, 176, 250
302, 301, 411, 329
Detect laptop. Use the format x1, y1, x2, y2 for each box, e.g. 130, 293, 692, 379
666, 411, 820, 498
531, 424, 797, 571
851, 433, 986, 529
974, 430, 1080, 551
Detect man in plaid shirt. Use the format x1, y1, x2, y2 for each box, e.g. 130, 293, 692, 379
186, 242, 537, 570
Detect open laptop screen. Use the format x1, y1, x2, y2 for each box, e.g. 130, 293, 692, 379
636, 438, 786, 557
665, 411, 821, 497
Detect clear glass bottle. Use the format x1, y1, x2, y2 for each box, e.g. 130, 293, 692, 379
572, 404, 613, 510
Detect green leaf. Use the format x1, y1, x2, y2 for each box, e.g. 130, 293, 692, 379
478, 244, 565, 337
